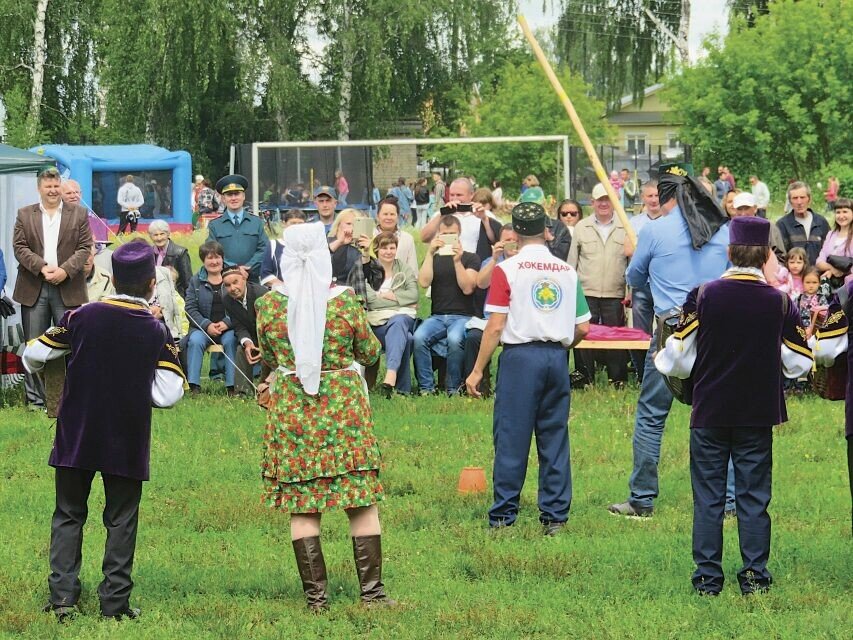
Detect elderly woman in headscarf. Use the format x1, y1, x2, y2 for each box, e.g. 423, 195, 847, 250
255, 223, 394, 611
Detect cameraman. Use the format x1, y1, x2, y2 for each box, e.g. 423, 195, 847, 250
420, 178, 500, 263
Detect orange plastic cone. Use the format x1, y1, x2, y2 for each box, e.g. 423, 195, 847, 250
457, 466, 487, 494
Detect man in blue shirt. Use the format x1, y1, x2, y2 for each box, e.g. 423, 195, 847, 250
626, 180, 662, 384
609, 164, 730, 518
207, 175, 268, 281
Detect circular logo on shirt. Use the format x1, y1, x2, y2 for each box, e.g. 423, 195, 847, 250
532, 279, 562, 312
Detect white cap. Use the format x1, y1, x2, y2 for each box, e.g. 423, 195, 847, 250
591, 183, 608, 200
732, 192, 756, 208
194, 174, 204, 183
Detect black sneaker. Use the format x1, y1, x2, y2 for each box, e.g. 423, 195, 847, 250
543, 521, 566, 536
103, 607, 141, 621
42, 603, 78, 624
607, 501, 654, 518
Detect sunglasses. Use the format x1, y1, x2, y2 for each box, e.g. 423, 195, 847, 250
559, 210, 580, 217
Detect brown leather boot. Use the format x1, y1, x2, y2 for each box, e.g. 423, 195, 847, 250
351, 535, 397, 606
292, 536, 329, 611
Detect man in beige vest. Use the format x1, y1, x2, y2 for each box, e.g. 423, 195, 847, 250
567, 182, 629, 388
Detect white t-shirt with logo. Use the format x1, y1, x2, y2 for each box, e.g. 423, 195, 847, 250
485, 244, 591, 347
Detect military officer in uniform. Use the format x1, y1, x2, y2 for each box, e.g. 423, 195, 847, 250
207, 175, 269, 282
466, 202, 591, 535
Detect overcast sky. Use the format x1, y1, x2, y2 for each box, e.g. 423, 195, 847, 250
518, 0, 730, 60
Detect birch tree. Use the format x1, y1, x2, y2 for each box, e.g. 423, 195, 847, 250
26, 0, 49, 142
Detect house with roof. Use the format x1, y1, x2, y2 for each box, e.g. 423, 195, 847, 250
606, 84, 684, 160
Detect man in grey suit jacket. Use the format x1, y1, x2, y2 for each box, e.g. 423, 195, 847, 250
13, 167, 93, 408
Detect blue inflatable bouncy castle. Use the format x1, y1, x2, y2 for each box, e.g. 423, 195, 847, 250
31, 144, 192, 227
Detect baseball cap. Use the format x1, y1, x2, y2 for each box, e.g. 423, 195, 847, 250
732, 192, 756, 209
591, 183, 608, 200
314, 185, 337, 199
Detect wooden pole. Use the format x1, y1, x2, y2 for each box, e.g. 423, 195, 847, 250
517, 15, 636, 246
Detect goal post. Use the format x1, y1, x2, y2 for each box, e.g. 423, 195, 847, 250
248, 135, 571, 215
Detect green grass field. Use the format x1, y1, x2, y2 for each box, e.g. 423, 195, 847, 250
1, 387, 850, 639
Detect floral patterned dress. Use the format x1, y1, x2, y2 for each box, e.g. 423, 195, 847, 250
257, 288, 383, 513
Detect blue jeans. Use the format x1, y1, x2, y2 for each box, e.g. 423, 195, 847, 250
372, 314, 414, 393
413, 314, 469, 392
185, 328, 237, 387
690, 427, 773, 594
630, 285, 654, 383
629, 327, 735, 509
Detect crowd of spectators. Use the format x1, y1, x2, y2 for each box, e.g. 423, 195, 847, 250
3, 168, 849, 402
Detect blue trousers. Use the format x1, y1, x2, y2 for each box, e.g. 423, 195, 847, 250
690, 427, 773, 594
185, 328, 237, 387
372, 314, 414, 394
413, 314, 468, 392
629, 328, 735, 510
490, 343, 572, 526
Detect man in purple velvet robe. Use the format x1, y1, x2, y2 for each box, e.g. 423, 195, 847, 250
656, 216, 813, 596
23, 240, 185, 622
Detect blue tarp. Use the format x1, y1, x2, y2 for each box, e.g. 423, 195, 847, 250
30, 144, 192, 224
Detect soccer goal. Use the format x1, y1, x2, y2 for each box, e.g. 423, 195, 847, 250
243, 135, 571, 215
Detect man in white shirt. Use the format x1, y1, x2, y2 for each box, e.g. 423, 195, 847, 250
117, 175, 144, 234
12, 167, 92, 409
750, 175, 771, 218
420, 178, 499, 257
466, 202, 590, 535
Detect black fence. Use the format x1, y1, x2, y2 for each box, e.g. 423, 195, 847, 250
234, 144, 375, 212
571, 144, 691, 206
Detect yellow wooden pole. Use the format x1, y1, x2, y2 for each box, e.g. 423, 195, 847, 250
517, 15, 636, 246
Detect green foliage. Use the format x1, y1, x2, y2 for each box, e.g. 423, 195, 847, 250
0, 388, 850, 638
313, 0, 519, 138
555, 0, 683, 108
666, 0, 852, 190
431, 60, 616, 196
807, 161, 853, 201
0, 1, 520, 171
728, 0, 771, 28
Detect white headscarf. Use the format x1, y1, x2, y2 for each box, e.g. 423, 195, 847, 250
279, 223, 333, 395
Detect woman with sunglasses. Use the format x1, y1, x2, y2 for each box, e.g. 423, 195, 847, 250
557, 199, 584, 235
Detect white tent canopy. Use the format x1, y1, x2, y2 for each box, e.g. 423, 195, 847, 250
1, 144, 52, 323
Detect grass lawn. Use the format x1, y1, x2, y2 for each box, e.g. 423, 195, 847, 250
0, 386, 850, 639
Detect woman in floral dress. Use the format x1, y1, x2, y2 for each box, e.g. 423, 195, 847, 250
256, 222, 394, 611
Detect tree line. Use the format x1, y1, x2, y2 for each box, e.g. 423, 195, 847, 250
0, 1, 846, 197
